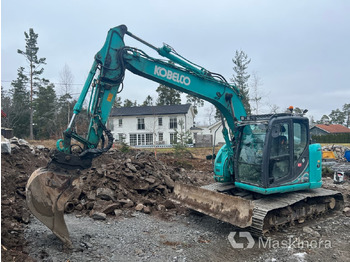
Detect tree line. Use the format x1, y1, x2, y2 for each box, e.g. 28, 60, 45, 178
1, 29, 88, 140
315, 104, 350, 127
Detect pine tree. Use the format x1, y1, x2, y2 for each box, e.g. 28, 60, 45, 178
17, 28, 46, 139
343, 103, 350, 128
56, 94, 74, 135
33, 80, 57, 139
329, 109, 345, 125
156, 84, 181, 105
186, 95, 204, 115
231, 50, 251, 114
123, 99, 137, 107
9, 67, 30, 138
142, 95, 154, 106
113, 96, 122, 108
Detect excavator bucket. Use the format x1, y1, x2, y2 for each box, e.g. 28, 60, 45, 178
26, 167, 79, 248
172, 183, 253, 228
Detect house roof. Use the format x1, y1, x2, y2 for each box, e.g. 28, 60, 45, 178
190, 126, 203, 131
313, 124, 350, 134
110, 104, 192, 117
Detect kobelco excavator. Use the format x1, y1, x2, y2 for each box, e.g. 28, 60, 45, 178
26, 25, 343, 247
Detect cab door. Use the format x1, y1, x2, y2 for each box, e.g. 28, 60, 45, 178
266, 119, 293, 186
265, 117, 309, 187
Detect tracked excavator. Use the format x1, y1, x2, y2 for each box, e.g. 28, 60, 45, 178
26, 25, 343, 247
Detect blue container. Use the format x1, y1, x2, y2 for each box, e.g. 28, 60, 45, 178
345, 150, 350, 162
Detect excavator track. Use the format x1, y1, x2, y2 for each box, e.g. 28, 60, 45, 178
176, 183, 344, 237
247, 188, 344, 236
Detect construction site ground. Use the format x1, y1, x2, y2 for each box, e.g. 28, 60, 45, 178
1, 140, 350, 262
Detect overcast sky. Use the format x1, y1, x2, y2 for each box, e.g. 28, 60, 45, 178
2, 0, 349, 125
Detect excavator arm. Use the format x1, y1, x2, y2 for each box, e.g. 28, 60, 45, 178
26, 25, 251, 247
59, 24, 246, 159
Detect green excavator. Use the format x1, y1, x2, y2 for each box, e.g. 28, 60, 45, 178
26, 25, 343, 247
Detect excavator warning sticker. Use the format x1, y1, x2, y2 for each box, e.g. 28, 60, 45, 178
107, 93, 113, 102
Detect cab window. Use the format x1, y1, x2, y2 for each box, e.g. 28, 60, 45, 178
269, 123, 290, 182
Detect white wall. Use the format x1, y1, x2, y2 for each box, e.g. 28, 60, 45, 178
109, 112, 194, 146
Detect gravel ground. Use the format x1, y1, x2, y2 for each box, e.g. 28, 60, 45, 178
25, 210, 350, 262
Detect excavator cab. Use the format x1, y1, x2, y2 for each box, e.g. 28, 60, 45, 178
213, 114, 320, 194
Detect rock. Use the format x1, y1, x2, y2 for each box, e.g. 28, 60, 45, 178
170, 173, 181, 181
163, 200, 176, 209
163, 175, 174, 189
96, 188, 115, 201
145, 177, 156, 184
18, 139, 28, 146
126, 163, 138, 173
87, 191, 96, 201
143, 206, 151, 214
343, 207, 350, 217
9, 137, 19, 144
96, 168, 105, 177
303, 226, 321, 238
157, 204, 166, 211
35, 145, 45, 150
21, 212, 30, 224
1, 141, 11, 154
118, 199, 134, 208
135, 203, 145, 211
75, 204, 83, 211
123, 171, 134, 178
133, 183, 150, 191
114, 209, 123, 216
91, 211, 107, 220
85, 202, 94, 210
102, 203, 121, 214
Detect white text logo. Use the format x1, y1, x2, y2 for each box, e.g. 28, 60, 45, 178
154, 66, 191, 86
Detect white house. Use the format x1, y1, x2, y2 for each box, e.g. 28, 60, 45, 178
208, 121, 226, 145
188, 121, 229, 147
108, 104, 195, 147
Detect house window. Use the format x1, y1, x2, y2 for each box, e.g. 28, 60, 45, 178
170, 133, 177, 144
158, 117, 163, 126
130, 134, 137, 146
137, 118, 145, 130
138, 134, 146, 145
146, 134, 153, 145
158, 132, 163, 142
118, 119, 123, 127
118, 133, 124, 142
169, 117, 177, 129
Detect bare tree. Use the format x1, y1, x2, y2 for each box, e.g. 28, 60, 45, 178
249, 72, 262, 115
269, 104, 280, 114
59, 64, 74, 125
205, 104, 216, 125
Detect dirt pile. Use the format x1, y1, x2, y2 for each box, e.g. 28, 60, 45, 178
1, 138, 50, 261
1, 139, 213, 261
71, 149, 211, 218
